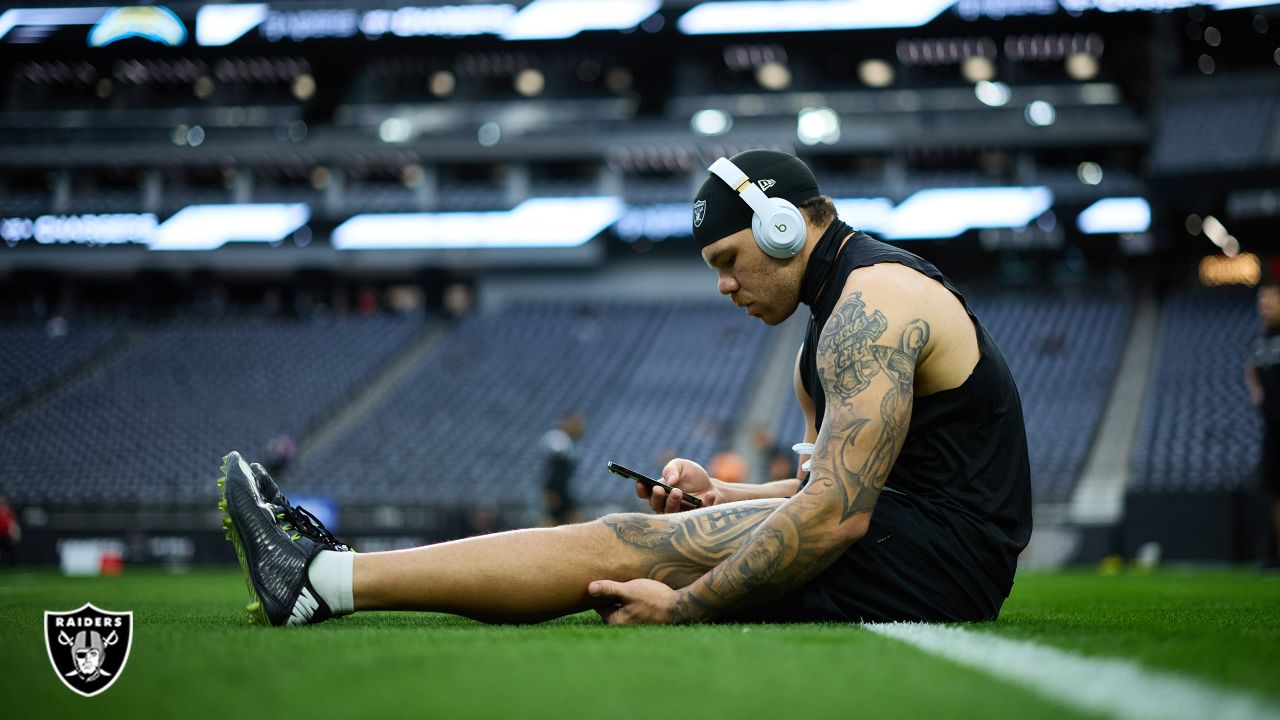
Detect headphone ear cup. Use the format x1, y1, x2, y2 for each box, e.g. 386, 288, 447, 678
752, 198, 807, 258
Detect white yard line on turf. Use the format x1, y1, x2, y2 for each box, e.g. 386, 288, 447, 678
864, 622, 1280, 720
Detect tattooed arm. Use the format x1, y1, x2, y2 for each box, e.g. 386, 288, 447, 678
663, 279, 929, 622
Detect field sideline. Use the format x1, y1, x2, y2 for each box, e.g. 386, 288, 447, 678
1, 568, 1277, 719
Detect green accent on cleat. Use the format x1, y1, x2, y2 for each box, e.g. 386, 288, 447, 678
219, 452, 272, 626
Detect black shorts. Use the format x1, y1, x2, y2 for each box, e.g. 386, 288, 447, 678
726, 493, 1009, 624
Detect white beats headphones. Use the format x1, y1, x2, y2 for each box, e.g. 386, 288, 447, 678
708, 157, 807, 259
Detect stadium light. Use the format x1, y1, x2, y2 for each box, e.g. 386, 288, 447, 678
1024, 100, 1056, 126
1065, 53, 1099, 80
429, 71, 456, 97
332, 197, 624, 250
1076, 197, 1151, 235
477, 121, 501, 146
1077, 162, 1103, 185
691, 109, 732, 136
797, 107, 840, 145
974, 81, 1010, 107
858, 60, 895, 88
755, 61, 792, 90
961, 56, 995, 83
514, 68, 545, 97
379, 117, 412, 143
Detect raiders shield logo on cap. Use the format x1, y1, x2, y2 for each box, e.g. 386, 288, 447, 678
44, 603, 134, 697
693, 199, 706, 228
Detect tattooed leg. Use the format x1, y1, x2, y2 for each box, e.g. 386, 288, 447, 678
352, 499, 783, 623
600, 500, 785, 587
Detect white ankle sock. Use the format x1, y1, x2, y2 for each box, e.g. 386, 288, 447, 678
307, 550, 355, 616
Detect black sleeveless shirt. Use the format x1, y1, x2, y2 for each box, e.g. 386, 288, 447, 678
798, 229, 1032, 599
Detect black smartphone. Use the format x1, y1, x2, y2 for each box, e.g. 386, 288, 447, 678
607, 461, 703, 508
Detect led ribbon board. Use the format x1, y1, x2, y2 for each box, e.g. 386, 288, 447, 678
0, 5, 186, 45
679, 0, 961, 34
194, 0, 657, 46
878, 187, 1053, 239
332, 197, 624, 250
148, 204, 310, 251
676, 0, 1280, 34
0, 205, 308, 250
0, 214, 159, 245
619, 188, 1051, 241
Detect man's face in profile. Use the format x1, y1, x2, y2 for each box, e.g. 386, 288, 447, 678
702, 229, 803, 326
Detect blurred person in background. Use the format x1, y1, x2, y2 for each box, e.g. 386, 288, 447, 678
766, 447, 796, 483
751, 426, 799, 483
542, 412, 585, 526
707, 448, 747, 484
263, 433, 299, 479
0, 494, 20, 566
1244, 280, 1280, 567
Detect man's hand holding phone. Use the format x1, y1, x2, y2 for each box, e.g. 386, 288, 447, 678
644, 459, 719, 513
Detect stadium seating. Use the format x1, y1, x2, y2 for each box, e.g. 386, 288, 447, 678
1131, 288, 1262, 492
972, 291, 1132, 503
1152, 90, 1279, 173
0, 292, 1192, 509
0, 317, 123, 412
0, 190, 54, 216
343, 185, 422, 213
0, 314, 425, 504
285, 301, 769, 506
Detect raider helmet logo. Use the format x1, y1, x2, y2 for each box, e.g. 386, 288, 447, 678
44, 603, 133, 697
692, 199, 706, 228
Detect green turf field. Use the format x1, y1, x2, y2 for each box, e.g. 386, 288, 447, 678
1, 567, 1276, 719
